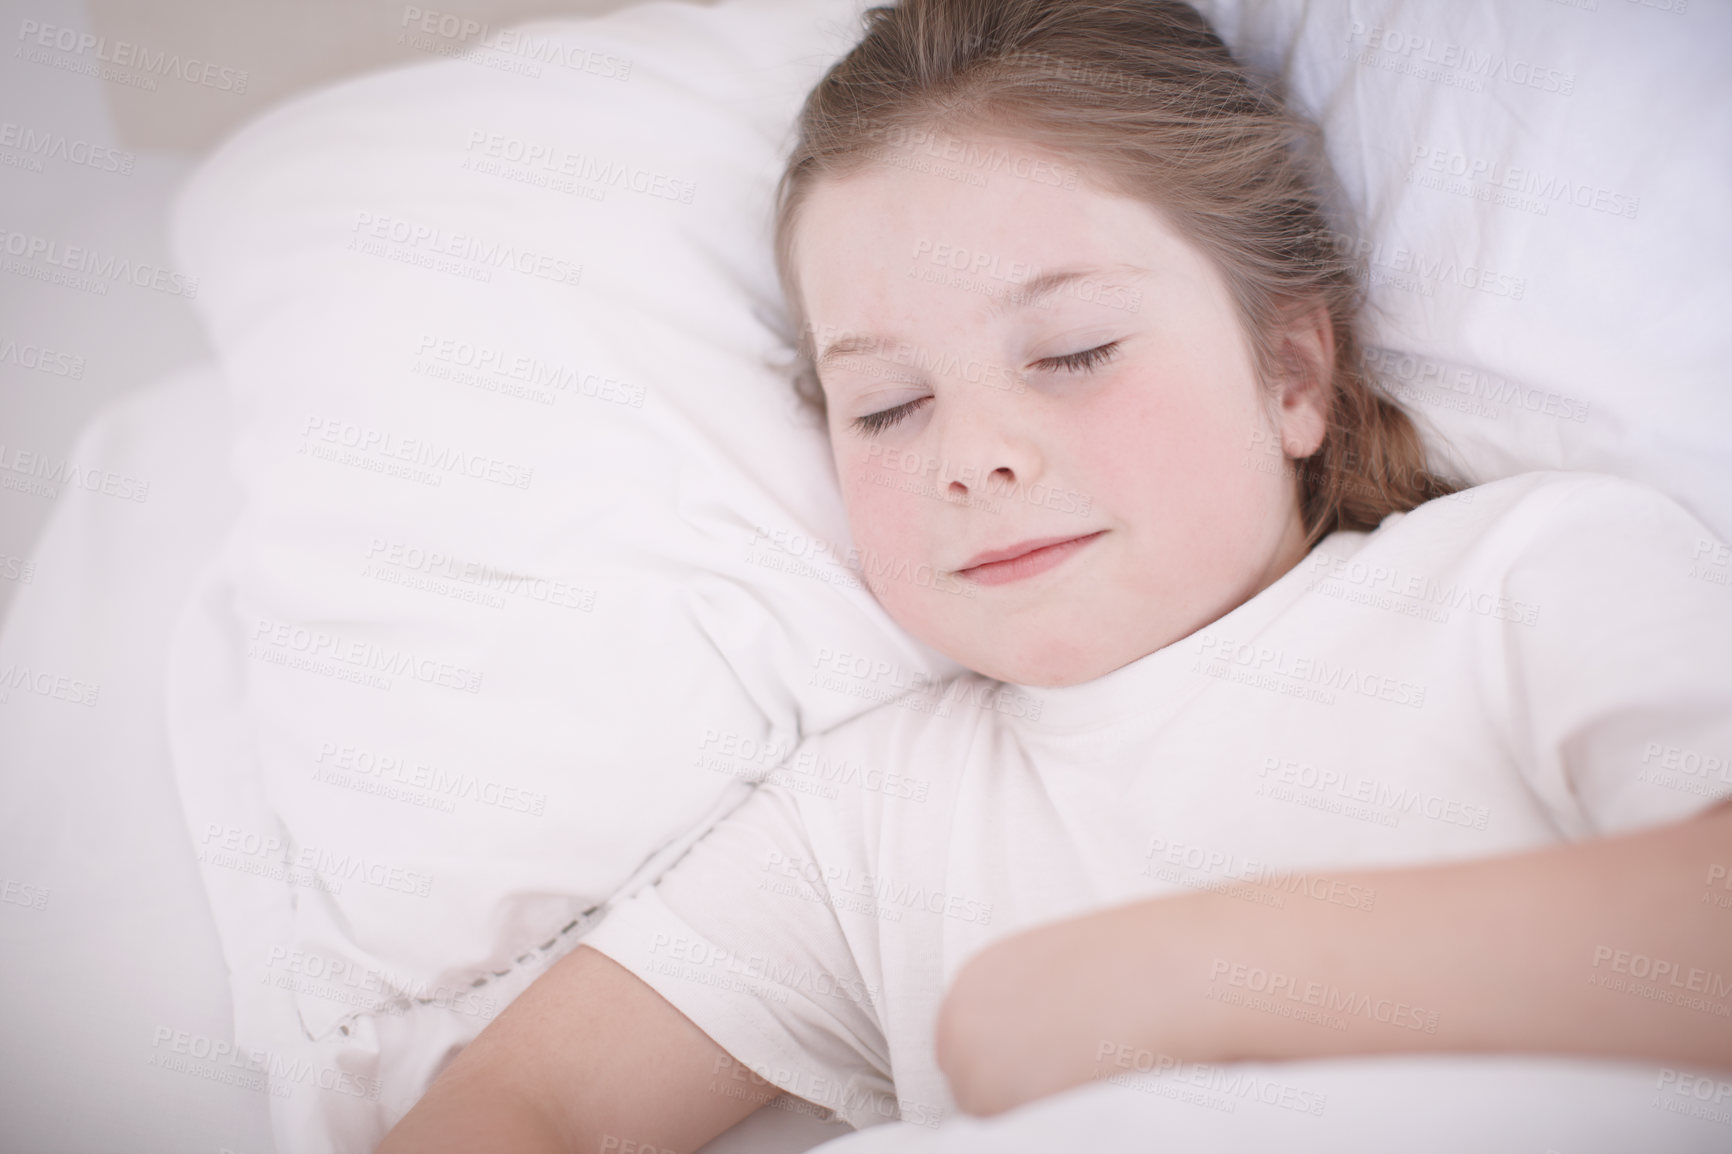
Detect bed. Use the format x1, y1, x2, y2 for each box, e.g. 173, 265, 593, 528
2, 0, 1728, 1150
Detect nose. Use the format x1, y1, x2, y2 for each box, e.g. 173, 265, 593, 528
934, 397, 1042, 500
948, 464, 1015, 498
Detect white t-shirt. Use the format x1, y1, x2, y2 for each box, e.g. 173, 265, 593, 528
579, 471, 1732, 1132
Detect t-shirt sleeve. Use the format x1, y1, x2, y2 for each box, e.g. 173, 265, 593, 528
575, 778, 896, 1128
1498, 475, 1732, 838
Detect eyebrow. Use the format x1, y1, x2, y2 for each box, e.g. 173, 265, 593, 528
815, 333, 886, 370
986, 265, 1135, 318
813, 263, 1144, 369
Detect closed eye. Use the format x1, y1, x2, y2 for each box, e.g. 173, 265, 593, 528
851, 395, 930, 436
1035, 341, 1121, 373
849, 340, 1118, 434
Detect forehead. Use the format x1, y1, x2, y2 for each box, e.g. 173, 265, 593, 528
790, 134, 1203, 333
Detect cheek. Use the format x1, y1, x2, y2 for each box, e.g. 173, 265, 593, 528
837, 448, 922, 565
1079, 366, 1278, 545
1080, 370, 1256, 489
838, 456, 947, 623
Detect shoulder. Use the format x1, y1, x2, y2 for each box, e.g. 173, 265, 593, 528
1292, 471, 1731, 647
1474, 470, 1710, 528
1370, 470, 1722, 575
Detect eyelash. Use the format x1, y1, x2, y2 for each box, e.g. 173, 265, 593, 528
848, 341, 1121, 436
852, 399, 927, 436
1041, 340, 1121, 373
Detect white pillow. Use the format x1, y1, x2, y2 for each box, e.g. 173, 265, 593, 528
168, 0, 980, 1146
165, 0, 1731, 1148
1194, 0, 1732, 537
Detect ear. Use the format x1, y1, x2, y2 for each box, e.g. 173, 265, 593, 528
1272, 303, 1332, 460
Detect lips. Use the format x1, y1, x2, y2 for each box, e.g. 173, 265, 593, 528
955, 530, 1106, 584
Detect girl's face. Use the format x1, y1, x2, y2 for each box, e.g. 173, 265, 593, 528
792, 133, 1329, 688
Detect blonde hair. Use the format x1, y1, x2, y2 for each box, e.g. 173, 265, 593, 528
772, 0, 1456, 543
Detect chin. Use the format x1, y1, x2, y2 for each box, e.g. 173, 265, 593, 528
956, 633, 1118, 689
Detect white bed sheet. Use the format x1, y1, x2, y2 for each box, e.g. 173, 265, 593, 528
0, 364, 272, 1153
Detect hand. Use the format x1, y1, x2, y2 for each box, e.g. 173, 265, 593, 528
933, 917, 1086, 1116
933, 904, 1200, 1116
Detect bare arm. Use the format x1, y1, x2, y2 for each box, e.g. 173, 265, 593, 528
378, 944, 783, 1153
936, 801, 1732, 1116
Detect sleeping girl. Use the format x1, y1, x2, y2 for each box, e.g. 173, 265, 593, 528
380, 0, 1732, 1147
